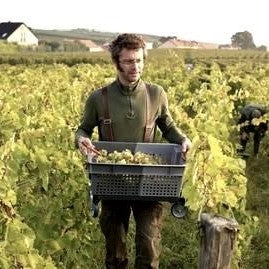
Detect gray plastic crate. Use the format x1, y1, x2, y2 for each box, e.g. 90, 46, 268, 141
87, 141, 185, 202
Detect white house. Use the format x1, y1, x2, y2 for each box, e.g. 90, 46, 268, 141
0, 22, 38, 46
145, 42, 153, 50
218, 44, 241, 50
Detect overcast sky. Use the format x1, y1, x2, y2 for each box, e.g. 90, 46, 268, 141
1, 0, 268, 47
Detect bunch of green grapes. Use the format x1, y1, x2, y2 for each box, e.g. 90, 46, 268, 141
95, 149, 163, 165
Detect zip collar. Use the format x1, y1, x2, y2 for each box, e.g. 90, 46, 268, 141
116, 78, 144, 96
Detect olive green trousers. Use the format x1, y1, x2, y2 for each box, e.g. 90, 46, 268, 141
99, 200, 164, 269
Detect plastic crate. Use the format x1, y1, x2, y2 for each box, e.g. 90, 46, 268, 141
87, 141, 185, 202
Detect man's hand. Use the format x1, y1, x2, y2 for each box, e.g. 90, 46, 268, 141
77, 136, 97, 157
181, 137, 191, 160
240, 131, 249, 141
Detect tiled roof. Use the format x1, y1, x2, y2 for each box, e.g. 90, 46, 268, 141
78, 39, 100, 48
64, 38, 102, 49
159, 38, 218, 49
0, 22, 24, 39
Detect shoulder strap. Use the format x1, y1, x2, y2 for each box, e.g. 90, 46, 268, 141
101, 87, 114, 141
144, 83, 154, 142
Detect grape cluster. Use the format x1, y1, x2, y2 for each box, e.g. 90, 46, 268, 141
95, 149, 163, 165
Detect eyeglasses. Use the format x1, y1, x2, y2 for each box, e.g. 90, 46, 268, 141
119, 58, 143, 66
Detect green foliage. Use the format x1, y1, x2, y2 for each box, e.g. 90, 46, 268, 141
0, 52, 111, 65
0, 40, 20, 53
0, 52, 268, 268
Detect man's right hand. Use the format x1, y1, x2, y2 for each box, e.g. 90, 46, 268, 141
77, 136, 95, 156
240, 131, 249, 141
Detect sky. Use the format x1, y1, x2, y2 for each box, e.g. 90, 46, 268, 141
1, 0, 268, 47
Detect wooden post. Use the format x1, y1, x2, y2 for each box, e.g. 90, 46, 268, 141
198, 213, 239, 269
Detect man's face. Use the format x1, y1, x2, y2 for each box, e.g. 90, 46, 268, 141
117, 48, 144, 85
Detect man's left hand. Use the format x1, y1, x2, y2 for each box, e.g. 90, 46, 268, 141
181, 137, 192, 160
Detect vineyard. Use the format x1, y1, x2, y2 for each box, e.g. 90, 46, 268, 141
0, 49, 269, 268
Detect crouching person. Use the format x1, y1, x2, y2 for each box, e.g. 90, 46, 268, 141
237, 104, 268, 156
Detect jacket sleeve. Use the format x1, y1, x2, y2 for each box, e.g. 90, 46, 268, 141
75, 91, 98, 147
238, 114, 247, 124
156, 88, 186, 144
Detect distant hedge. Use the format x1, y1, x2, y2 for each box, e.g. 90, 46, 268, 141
0, 49, 268, 66
0, 51, 111, 66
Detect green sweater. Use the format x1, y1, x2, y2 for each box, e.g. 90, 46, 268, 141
75, 79, 185, 144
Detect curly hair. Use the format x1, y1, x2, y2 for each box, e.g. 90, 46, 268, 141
109, 33, 147, 64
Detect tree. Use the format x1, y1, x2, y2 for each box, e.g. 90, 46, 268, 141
231, 31, 256, 50
159, 36, 177, 43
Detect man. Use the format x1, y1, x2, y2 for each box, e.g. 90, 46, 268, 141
237, 104, 268, 156
75, 33, 191, 269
